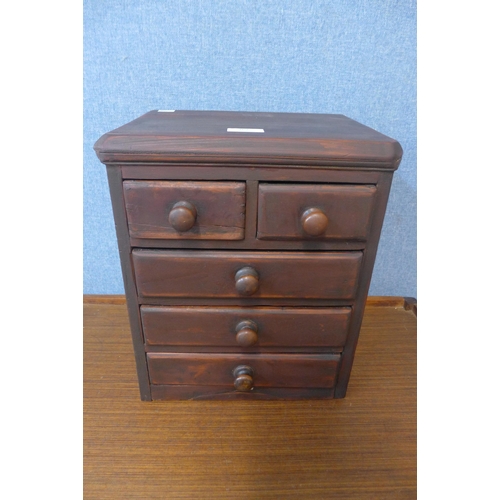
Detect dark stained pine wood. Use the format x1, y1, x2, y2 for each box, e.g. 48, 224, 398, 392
258, 183, 377, 240
140, 306, 351, 347
232, 365, 254, 392
94, 110, 403, 168
94, 110, 402, 401
123, 180, 246, 240
334, 172, 394, 398
129, 234, 370, 251
168, 200, 197, 232
234, 320, 259, 347
121, 164, 383, 182
234, 266, 260, 296
105, 167, 151, 400
149, 384, 335, 400
301, 207, 329, 236
132, 249, 363, 300
147, 352, 340, 390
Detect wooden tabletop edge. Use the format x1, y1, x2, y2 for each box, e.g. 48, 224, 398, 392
83, 294, 416, 309
83, 294, 127, 304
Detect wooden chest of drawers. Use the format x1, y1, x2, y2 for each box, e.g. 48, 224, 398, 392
94, 110, 402, 400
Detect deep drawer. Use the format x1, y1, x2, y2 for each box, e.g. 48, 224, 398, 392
132, 250, 363, 300
147, 352, 340, 388
141, 306, 352, 347
257, 183, 377, 240
123, 180, 246, 240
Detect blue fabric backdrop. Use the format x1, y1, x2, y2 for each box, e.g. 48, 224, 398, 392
84, 0, 416, 297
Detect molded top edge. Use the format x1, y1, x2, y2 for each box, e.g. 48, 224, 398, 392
94, 110, 402, 170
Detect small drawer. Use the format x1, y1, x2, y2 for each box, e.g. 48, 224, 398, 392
257, 183, 377, 240
141, 306, 352, 347
147, 352, 340, 389
123, 180, 245, 240
132, 250, 362, 300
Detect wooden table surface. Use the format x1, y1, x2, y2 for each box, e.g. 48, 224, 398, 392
84, 296, 416, 499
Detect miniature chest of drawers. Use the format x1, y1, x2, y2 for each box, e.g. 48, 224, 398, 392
94, 110, 402, 401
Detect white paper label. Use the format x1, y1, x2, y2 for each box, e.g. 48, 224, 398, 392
158, 110, 175, 112
227, 128, 264, 133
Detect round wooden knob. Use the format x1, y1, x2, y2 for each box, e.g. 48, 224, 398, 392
233, 365, 254, 392
235, 320, 258, 347
168, 201, 197, 232
301, 207, 328, 236
234, 267, 259, 296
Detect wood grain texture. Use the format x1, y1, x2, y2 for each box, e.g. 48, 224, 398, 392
84, 298, 416, 499
93, 110, 403, 168
119, 166, 384, 253
140, 306, 351, 348
147, 352, 339, 389
132, 249, 363, 300
95, 112, 403, 408
106, 166, 151, 400
257, 183, 377, 241
83, 294, 410, 308
123, 180, 246, 240
120, 164, 383, 183
334, 172, 394, 398
150, 384, 335, 400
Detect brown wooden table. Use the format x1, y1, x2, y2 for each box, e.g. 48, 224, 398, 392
84, 296, 416, 499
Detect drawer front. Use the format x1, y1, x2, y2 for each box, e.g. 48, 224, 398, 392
141, 306, 351, 347
147, 353, 340, 388
123, 180, 245, 240
257, 183, 377, 240
133, 250, 362, 300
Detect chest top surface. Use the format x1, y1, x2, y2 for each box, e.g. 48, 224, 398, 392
94, 110, 402, 169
